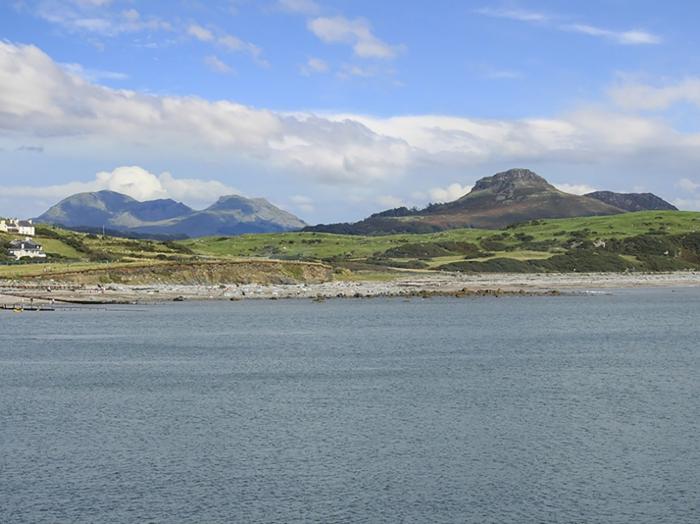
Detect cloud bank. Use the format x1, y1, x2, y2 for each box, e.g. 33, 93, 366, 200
1, 42, 700, 211
0, 166, 239, 207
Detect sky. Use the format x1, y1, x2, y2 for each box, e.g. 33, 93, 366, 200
1, 0, 700, 223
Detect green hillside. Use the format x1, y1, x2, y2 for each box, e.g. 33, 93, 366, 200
184, 211, 700, 273
2, 211, 700, 279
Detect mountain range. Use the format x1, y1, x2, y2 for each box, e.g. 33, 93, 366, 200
37, 191, 307, 238
35, 169, 678, 238
305, 168, 678, 234
583, 191, 678, 212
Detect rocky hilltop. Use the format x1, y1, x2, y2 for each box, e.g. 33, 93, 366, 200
585, 191, 678, 212
306, 168, 656, 234
37, 190, 306, 238
471, 168, 550, 193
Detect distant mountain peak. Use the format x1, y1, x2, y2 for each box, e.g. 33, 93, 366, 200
37, 190, 305, 238
306, 168, 624, 234
585, 190, 678, 212
471, 168, 553, 193
207, 194, 257, 212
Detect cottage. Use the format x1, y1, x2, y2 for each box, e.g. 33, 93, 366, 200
7, 238, 46, 260
0, 218, 36, 236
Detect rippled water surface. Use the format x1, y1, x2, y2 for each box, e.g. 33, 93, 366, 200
2, 289, 700, 523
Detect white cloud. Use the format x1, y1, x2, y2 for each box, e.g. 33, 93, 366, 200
562, 24, 661, 45
187, 24, 267, 66
37, 5, 171, 36
204, 55, 233, 74
60, 62, 128, 81
308, 16, 400, 59
0, 166, 239, 207
555, 183, 597, 195
188, 24, 214, 42
609, 78, 700, 111
300, 57, 328, 75
475, 7, 549, 23
476, 7, 661, 46
276, 0, 320, 15
218, 34, 243, 49
428, 183, 472, 202
219, 35, 267, 66
3, 42, 700, 194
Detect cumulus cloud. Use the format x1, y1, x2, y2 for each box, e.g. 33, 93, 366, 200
2, 42, 700, 194
308, 16, 400, 59
428, 183, 472, 202
0, 166, 239, 207
555, 183, 597, 195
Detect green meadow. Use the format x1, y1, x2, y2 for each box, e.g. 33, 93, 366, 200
2, 211, 700, 279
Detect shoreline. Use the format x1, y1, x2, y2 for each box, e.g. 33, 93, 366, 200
1, 271, 699, 305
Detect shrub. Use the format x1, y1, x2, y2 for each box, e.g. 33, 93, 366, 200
383, 241, 484, 258
480, 239, 507, 251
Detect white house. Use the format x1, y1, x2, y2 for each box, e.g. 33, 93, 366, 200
7, 238, 46, 260
0, 218, 36, 236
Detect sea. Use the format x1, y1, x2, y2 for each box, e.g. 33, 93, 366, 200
1, 288, 699, 523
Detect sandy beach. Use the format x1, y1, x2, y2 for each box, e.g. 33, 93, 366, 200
1, 271, 700, 305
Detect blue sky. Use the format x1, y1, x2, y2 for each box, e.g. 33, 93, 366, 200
1, 0, 700, 221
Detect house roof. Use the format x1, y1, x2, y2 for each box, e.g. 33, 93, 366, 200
9, 239, 42, 250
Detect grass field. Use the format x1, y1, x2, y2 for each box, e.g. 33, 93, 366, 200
2, 211, 700, 279
183, 211, 700, 261
0, 260, 166, 279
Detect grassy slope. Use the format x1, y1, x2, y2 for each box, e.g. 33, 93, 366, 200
0, 226, 189, 279
183, 211, 700, 261
2, 211, 700, 280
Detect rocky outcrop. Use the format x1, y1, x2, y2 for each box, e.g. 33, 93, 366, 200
306, 168, 624, 233
585, 191, 678, 212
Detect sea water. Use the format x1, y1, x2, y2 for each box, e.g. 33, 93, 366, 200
1, 289, 699, 523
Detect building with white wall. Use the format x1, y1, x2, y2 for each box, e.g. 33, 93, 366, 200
0, 219, 36, 236
7, 238, 46, 260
